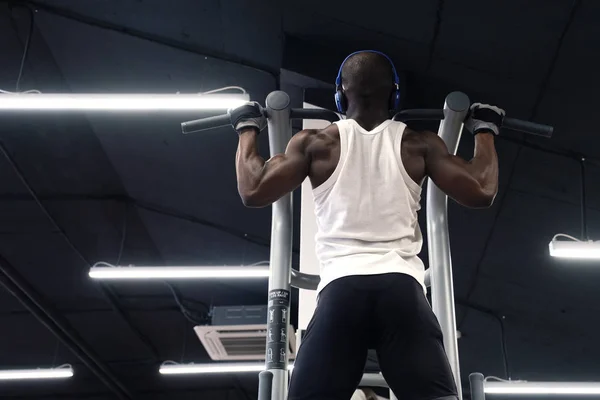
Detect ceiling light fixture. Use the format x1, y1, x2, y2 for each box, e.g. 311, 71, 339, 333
89, 264, 269, 280
0, 93, 249, 111
549, 158, 598, 260
485, 380, 600, 395
549, 236, 600, 259
159, 362, 293, 375
0, 365, 74, 380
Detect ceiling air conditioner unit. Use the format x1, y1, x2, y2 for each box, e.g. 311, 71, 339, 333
194, 305, 296, 361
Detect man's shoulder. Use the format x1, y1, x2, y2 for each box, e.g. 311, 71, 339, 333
403, 127, 440, 144
293, 124, 339, 157
401, 127, 442, 159
296, 124, 339, 143
401, 126, 423, 143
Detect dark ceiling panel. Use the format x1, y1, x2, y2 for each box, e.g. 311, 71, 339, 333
536, 88, 600, 158
0, 287, 24, 313
0, 314, 63, 366
0, 201, 55, 233
547, 1, 600, 90
510, 147, 582, 205
36, 0, 284, 71
35, 12, 276, 93
0, 234, 106, 302
436, 0, 572, 81
0, 113, 126, 195
283, 0, 438, 44
124, 309, 206, 361
418, 60, 540, 116
283, 7, 433, 73
65, 310, 157, 362
137, 207, 271, 266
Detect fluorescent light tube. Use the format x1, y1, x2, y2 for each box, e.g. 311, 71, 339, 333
89, 266, 269, 280
0, 93, 249, 111
549, 239, 600, 259
0, 366, 74, 380
159, 362, 293, 375
485, 380, 600, 395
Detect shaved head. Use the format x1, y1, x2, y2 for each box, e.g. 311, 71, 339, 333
340, 52, 395, 100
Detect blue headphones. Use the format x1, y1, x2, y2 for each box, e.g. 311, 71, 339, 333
334, 50, 401, 114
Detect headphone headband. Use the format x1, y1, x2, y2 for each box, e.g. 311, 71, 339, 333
334, 50, 401, 114
335, 50, 400, 88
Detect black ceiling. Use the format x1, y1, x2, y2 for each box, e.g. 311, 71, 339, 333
0, 0, 599, 399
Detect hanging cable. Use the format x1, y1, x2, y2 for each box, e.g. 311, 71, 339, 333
7, 2, 35, 92
115, 203, 128, 266
458, 300, 510, 379
90, 262, 211, 324
163, 282, 210, 325
484, 376, 510, 382
580, 157, 588, 241
249, 260, 269, 266
202, 86, 247, 95
494, 313, 510, 380
552, 233, 581, 242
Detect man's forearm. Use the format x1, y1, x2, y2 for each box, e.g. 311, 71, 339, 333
467, 133, 499, 198
236, 128, 266, 198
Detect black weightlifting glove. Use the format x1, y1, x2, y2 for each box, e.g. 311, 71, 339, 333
229, 101, 267, 134
465, 103, 505, 136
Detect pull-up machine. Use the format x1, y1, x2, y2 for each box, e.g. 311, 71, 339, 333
181, 91, 552, 400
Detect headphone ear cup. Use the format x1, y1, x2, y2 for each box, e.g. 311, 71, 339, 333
389, 89, 400, 111
335, 89, 347, 114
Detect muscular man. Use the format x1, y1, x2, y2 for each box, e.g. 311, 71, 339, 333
231, 50, 502, 400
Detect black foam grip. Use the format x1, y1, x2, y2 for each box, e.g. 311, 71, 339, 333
181, 114, 230, 134
503, 117, 553, 137
258, 371, 273, 400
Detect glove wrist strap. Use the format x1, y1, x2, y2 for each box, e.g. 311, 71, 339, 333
470, 121, 499, 136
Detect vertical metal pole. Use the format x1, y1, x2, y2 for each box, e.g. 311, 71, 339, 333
260, 91, 293, 400
427, 91, 470, 400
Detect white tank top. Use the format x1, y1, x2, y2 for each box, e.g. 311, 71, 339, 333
313, 119, 426, 294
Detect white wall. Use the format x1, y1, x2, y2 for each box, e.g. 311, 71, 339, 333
298, 102, 334, 329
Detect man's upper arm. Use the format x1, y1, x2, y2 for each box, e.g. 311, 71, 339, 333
243, 130, 313, 207
423, 131, 491, 208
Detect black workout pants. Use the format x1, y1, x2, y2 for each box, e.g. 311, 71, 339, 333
288, 273, 458, 400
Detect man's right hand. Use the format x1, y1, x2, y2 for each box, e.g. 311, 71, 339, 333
424, 102, 502, 208
464, 103, 505, 136
229, 101, 267, 133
